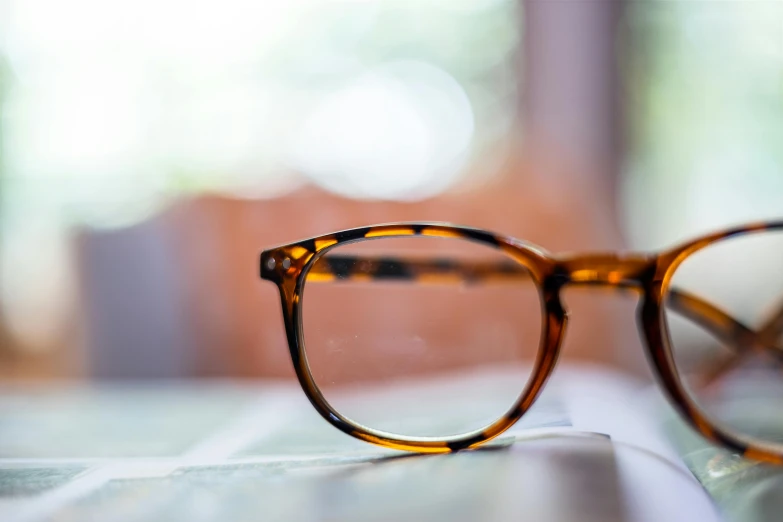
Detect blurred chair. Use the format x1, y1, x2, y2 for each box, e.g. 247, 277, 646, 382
78, 210, 196, 379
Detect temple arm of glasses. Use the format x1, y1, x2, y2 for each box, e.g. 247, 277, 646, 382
759, 298, 783, 345
307, 254, 782, 360
306, 255, 527, 284
688, 296, 783, 389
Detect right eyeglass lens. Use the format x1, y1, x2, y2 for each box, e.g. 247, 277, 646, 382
300, 234, 544, 440
665, 229, 783, 449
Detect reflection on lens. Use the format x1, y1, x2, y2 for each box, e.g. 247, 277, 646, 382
301, 235, 543, 438
665, 230, 783, 449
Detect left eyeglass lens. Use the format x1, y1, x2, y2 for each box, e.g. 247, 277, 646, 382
665, 229, 783, 450
300, 235, 543, 439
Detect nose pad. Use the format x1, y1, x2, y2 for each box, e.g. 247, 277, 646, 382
514, 298, 567, 418
532, 290, 569, 384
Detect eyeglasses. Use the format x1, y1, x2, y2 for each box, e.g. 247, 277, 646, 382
260, 222, 783, 464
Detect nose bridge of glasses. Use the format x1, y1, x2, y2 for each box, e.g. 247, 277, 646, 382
555, 253, 655, 291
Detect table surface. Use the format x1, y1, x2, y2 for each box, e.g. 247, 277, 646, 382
0, 368, 723, 522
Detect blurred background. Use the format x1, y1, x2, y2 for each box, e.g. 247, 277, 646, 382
0, 0, 781, 381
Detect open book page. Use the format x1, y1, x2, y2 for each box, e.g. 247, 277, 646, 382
0, 365, 718, 522
658, 391, 783, 522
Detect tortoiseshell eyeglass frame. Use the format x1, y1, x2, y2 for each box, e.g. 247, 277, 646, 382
260, 221, 783, 464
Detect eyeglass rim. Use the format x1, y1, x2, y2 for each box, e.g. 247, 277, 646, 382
654, 221, 783, 464
260, 220, 783, 463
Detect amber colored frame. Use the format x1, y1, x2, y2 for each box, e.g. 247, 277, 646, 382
260, 221, 783, 463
